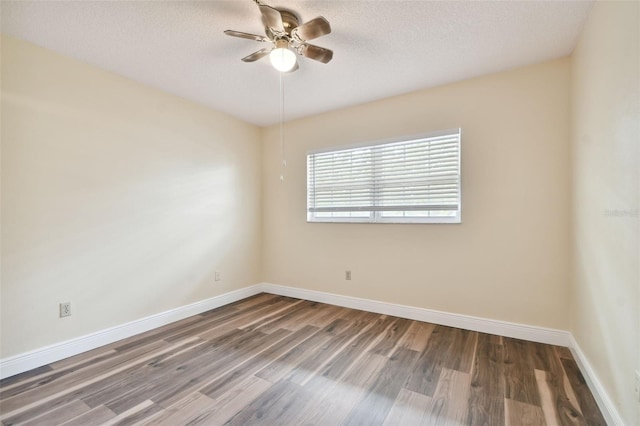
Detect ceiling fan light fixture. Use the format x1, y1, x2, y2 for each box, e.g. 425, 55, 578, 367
270, 40, 297, 72
225, 3, 332, 71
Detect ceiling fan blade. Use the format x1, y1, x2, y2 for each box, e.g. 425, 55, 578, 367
292, 17, 331, 41
224, 30, 268, 42
241, 47, 273, 62
259, 5, 285, 33
299, 43, 333, 64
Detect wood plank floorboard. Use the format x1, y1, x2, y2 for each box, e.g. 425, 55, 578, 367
504, 337, 542, 407
0, 367, 54, 389
369, 317, 413, 357
343, 347, 421, 425
468, 332, 506, 426
560, 358, 607, 426
0, 294, 607, 425
301, 352, 390, 425
505, 398, 547, 426
198, 326, 319, 400
59, 405, 117, 426
405, 324, 462, 397
383, 388, 433, 425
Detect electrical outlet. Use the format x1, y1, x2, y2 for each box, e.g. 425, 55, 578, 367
59, 302, 71, 318
635, 370, 640, 403
214, 271, 221, 282
345, 270, 351, 280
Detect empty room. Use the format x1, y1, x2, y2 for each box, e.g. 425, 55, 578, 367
0, 0, 638, 425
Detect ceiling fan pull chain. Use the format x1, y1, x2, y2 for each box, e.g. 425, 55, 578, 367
279, 71, 286, 183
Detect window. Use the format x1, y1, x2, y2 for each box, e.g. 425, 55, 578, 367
307, 129, 461, 223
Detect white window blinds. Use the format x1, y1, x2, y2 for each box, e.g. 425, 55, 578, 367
307, 129, 461, 223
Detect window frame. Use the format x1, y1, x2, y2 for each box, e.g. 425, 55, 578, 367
307, 128, 462, 224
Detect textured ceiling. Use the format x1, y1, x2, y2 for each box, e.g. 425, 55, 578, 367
1, 0, 593, 126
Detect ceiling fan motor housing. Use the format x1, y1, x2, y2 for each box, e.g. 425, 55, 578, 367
273, 9, 299, 36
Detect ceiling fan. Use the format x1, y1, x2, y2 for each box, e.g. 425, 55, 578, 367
224, 0, 333, 72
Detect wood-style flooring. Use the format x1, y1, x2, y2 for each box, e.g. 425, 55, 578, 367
0, 293, 606, 425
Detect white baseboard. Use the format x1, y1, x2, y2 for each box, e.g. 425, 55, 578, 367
0, 284, 263, 379
568, 334, 625, 426
260, 283, 571, 346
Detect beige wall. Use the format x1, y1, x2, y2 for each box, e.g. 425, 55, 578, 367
570, 1, 640, 424
0, 36, 263, 358
262, 58, 571, 330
